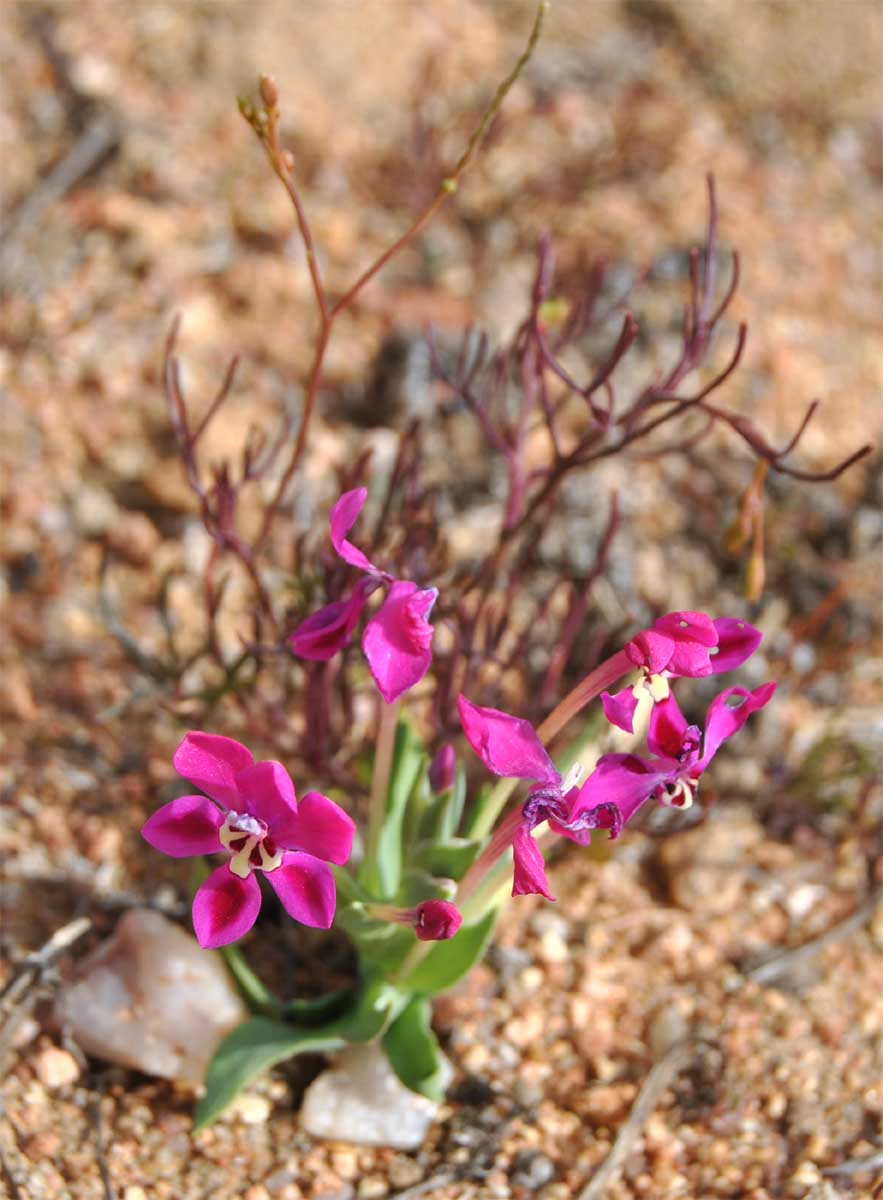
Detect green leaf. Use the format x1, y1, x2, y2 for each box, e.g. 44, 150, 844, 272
359, 718, 428, 898
412, 837, 480, 880
394, 868, 455, 906
194, 978, 404, 1129
283, 986, 356, 1025
195, 1017, 346, 1130
220, 943, 283, 1017
382, 997, 447, 1102
400, 909, 497, 996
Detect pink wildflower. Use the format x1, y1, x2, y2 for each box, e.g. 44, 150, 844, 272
601, 611, 763, 733
556, 682, 777, 839
289, 488, 437, 703
141, 732, 355, 949
459, 677, 775, 901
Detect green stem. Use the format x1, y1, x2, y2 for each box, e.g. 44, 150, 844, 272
364, 698, 401, 872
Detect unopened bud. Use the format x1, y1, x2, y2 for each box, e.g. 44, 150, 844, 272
429, 744, 456, 794
259, 74, 279, 109
413, 899, 462, 942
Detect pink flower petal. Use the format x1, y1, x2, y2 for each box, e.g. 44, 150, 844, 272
557, 753, 662, 836
363, 581, 436, 703
457, 695, 558, 785
654, 610, 718, 646
330, 488, 381, 575
288, 584, 370, 661
172, 732, 253, 808
665, 640, 715, 678
270, 790, 355, 864
192, 865, 261, 948
236, 760, 298, 831
141, 795, 223, 858
697, 682, 776, 770
709, 618, 763, 674
601, 686, 639, 733
647, 692, 689, 759
512, 824, 555, 900
624, 629, 675, 674
266, 852, 336, 928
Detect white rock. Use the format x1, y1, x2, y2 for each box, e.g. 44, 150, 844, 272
55, 908, 247, 1083
300, 1041, 450, 1149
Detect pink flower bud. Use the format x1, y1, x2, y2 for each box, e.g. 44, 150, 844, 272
429, 744, 457, 793
413, 899, 462, 941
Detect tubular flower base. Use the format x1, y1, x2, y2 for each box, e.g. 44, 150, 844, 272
289, 488, 437, 702
141, 733, 355, 948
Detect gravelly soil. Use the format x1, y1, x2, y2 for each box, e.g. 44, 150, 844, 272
1, 2, 881, 1198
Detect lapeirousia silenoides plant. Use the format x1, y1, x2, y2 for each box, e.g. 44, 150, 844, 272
131, 0, 869, 1136
141, 481, 775, 1127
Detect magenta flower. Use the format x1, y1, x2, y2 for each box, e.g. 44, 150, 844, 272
141, 732, 355, 949
558, 681, 777, 840
457, 695, 591, 900
601, 611, 763, 733
459, 677, 775, 901
289, 488, 437, 703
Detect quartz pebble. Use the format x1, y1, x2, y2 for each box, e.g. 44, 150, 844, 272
300, 1042, 451, 1149
33, 1046, 80, 1089
54, 908, 247, 1083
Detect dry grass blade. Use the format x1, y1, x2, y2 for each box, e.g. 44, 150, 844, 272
746, 891, 880, 987
577, 1040, 702, 1200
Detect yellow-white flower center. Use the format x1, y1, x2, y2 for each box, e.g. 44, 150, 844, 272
219, 812, 283, 878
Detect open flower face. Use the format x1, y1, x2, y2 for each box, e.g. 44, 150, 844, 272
142, 733, 355, 948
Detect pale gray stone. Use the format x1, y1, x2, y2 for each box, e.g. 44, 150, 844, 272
300, 1041, 450, 1149
55, 908, 246, 1083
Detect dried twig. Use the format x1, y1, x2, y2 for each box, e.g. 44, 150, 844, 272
577, 1039, 706, 1200
389, 1171, 456, 1200
0, 1128, 25, 1200
0, 916, 92, 1010
822, 1149, 883, 1177
91, 1093, 116, 1200
746, 891, 880, 987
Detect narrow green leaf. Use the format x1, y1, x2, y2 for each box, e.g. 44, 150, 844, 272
359, 718, 428, 898
412, 837, 480, 880
400, 909, 497, 996
194, 1017, 346, 1130
194, 979, 404, 1129
220, 943, 283, 1017
282, 986, 355, 1025
382, 997, 446, 1102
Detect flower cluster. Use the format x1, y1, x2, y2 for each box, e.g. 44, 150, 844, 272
288, 488, 437, 703
140, 499, 775, 956
458, 611, 774, 900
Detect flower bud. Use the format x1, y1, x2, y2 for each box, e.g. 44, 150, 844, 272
413, 899, 462, 942
259, 74, 279, 109
429, 743, 456, 794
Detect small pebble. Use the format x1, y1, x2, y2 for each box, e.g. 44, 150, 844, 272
357, 1177, 388, 1199
33, 1045, 80, 1089
233, 1094, 272, 1125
